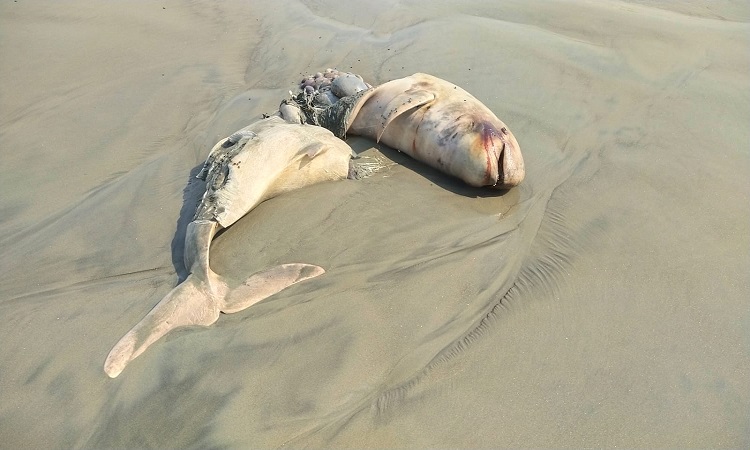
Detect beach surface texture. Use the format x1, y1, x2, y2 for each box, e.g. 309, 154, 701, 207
0, 1, 748, 447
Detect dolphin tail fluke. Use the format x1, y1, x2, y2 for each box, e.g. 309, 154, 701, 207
221, 263, 325, 314
103, 273, 223, 378
104, 264, 323, 378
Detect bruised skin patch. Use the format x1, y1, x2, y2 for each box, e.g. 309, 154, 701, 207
479, 121, 504, 186
435, 112, 469, 147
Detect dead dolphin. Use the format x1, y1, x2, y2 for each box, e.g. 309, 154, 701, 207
296, 72, 525, 189
104, 103, 353, 378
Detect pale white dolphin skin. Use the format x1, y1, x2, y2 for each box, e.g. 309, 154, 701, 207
104, 105, 353, 378
298, 73, 525, 189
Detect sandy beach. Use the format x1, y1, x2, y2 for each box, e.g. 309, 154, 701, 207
1, 0, 748, 447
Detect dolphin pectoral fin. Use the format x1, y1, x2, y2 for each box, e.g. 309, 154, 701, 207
377, 89, 435, 142
220, 263, 325, 314
302, 142, 328, 159
103, 274, 222, 378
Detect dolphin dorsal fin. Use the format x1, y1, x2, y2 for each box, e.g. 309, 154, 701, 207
377, 88, 435, 142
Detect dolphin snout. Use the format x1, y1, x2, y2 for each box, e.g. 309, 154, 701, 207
480, 122, 525, 189
495, 128, 525, 188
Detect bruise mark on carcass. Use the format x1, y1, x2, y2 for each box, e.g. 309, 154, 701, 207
479, 121, 502, 186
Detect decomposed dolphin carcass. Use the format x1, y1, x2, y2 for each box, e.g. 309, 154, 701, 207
104, 103, 354, 378
296, 72, 525, 189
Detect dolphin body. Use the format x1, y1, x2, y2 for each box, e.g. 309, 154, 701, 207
104, 104, 353, 378
296, 72, 525, 189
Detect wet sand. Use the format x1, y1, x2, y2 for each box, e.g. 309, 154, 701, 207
1, 0, 748, 447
